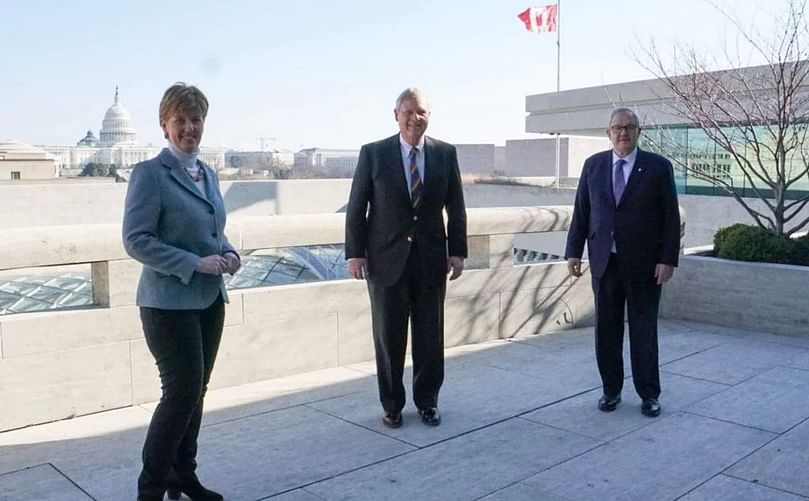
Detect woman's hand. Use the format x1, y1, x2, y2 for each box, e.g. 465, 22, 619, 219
223, 252, 241, 274
196, 255, 228, 275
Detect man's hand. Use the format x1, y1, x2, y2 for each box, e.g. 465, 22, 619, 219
567, 258, 582, 278
223, 252, 241, 274
348, 258, 368, 280
447, 256, 464, 281
655, 263, 674, 285
197, 255, 228, 275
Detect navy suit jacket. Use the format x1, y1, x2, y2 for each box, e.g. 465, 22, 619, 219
565, 148, 680, 278
123, 148, 237, 309
345, 134, 467, 287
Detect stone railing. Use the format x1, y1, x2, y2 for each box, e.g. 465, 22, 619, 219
0, 206, 597, 431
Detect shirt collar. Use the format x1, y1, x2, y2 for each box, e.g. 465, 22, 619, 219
612, 148, 638, 166
399, 133, 425, 154
167, 142, 200, 170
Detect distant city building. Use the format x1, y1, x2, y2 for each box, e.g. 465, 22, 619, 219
40, 88, 226, 176
77, 130, 99, 147
226, 149, 295, 175
453, 139, 608, 179
454, 144, 519, 176
455, 144, 499, 175
504, 137, 610, 178
0, 140, 57, 180
99, 87, 137, 146
295, 148, 359, 173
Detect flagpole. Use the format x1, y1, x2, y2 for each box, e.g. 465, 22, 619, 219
554, 0, 561, 188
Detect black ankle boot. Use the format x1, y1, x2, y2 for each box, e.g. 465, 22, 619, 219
166, 477, 223, 501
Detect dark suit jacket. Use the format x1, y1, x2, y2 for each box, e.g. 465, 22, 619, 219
565, 148, 680, 278
345, 134, 467, 287
123, 148, 237, 309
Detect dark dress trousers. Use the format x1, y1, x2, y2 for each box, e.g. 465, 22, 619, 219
345, 134, 467, 413
565, 149, 680, 399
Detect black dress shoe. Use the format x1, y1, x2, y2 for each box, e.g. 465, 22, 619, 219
641, 398, 661, 417
166, 477, 223, 501
418, 407, 441, 426
382, 411, 402, 428
137, 494, 164, 501
597, 393, 621, 412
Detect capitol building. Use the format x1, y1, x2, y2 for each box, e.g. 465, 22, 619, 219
42, 88, 226, 175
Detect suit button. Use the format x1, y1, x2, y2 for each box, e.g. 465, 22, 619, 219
413, 215, 418, 221
406, 236, 413, 242
211, 232, 218, 238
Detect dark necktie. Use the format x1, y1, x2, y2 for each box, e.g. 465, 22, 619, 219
410, 147, 423, 209
613, 159, 626, 205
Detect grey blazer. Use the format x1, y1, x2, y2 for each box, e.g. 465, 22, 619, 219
122, 148, 237, 309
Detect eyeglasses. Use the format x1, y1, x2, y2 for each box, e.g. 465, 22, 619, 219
609, 124, 639, 133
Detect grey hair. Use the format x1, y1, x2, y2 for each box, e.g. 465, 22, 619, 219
608, 107, 640, 128
395, 87, 430, 110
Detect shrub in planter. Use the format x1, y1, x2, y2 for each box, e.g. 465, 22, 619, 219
791, 234, 809, 265
713, 224, 797, 265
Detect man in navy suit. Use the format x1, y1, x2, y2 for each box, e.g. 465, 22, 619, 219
565, 107, 680, 417
345, 88, 467, 428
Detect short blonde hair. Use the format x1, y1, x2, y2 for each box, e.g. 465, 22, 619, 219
159, 82, 209, 124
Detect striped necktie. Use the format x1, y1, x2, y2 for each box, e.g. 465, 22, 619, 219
410, 147, 423, 209
613, 159, 626, 205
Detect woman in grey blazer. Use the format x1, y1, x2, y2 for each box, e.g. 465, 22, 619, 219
123, 83, 239, 501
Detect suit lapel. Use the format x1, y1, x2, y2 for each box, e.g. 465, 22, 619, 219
386, 135, 411, 204
603, 152, 617, 207
424, 136, 437, 194
618, 149, 647, 206
422, 136, 449, 210
159, 149, 214, 206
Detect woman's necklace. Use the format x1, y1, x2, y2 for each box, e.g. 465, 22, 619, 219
185, 165, 204, 182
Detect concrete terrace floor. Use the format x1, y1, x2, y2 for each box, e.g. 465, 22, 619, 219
1, 320, 809, 501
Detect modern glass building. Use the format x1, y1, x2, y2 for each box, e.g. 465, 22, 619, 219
640, 124, 809, 198
524, 62, 809, 199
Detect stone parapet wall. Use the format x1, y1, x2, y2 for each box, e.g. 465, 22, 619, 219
661, 254, 809, 337
0, 206, 595, 432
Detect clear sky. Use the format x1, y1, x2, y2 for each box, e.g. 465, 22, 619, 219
0, 0, 772, 151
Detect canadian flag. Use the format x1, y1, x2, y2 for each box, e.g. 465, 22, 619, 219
518, 5, 558, 33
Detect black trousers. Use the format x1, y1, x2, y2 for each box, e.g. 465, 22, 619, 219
137, 295, 225, 495
367, 245, 446, 413
592, 254, 661, 400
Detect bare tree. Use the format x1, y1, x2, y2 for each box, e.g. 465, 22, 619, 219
638, 0, 809, 236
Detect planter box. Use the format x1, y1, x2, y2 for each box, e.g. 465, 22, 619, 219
661, 254, 809, 336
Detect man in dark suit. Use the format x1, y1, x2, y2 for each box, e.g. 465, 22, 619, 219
345, 87, 467, 428
565, 107, 680, 418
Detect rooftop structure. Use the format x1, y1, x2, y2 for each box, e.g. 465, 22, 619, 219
524, 63, 809, 195
0, 140, 57, 180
